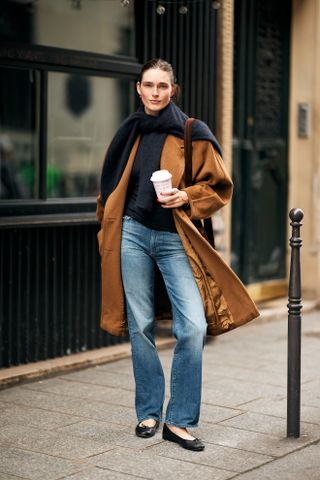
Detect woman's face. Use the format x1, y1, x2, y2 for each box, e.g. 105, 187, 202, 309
137, 68, 175, 116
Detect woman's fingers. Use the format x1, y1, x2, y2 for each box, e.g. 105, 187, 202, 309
158, 189, 177, 202
158, 189, 179, 204
158, 189, 187, 208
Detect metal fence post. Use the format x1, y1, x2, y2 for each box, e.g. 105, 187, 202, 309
287, 208, 304, 438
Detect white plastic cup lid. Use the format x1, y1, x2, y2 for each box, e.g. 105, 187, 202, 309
150, 169, 172, 182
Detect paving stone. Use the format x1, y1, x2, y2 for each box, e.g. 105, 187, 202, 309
204, 367, 288, 389
0, 473, 29, 480
0, 445, 86, 480
153, 357, 172, 367
219, 412, 320, 437
55, 420, 128, 438
61, 369, 135, 391
204, 350, 276, 362
0, 423, 115, 460
204, 336, 257, 350
194, 423, 318, 457
87, 446, 233, 480
0, 386, 74, 409
238, 397, 320, 425
89, 347, 223, 380
147, 438, 273, 473
62, 466, 147, 479
0, 403, 82, 430
203, 350, 273, 371
260, 364, 319, 385
0, 423, 64, 447
199, 402, 244, 424
248, 353, 288, 367
0, 388, 136, 426
94, 359, 134, 373
257, 369, 316, 388
158, 347, 174, 356
97, 359, 172, 380
301, 386, 320, 409
303, 379, 320, 390
202, 380, 286, 408
233, 442, 320, 480
202, 382, 262, 411
55, 420, 163, 448
23, 379, 135, 407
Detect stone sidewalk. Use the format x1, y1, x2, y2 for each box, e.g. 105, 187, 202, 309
0, 309, 319, 479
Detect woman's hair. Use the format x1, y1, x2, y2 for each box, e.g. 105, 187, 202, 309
138, 58, 181, 104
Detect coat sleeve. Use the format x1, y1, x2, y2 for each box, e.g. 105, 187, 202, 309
181, 141, 233, 220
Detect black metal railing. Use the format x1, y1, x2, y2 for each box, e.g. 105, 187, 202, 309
135, 0, 218, 129
0, 222, 129, 368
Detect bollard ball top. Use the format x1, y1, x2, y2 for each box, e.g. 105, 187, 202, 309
289, 208, 304, 222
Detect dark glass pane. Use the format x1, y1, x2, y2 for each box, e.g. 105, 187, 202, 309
47, 72, 135, 198
0, 0, 135, 57
0, 67, 38, 199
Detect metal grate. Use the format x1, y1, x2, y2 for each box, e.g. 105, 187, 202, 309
135, 0, 218, 130
0, 224, 129, 368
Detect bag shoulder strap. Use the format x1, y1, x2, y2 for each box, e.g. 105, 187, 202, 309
183, 117, 215, 249
184, 117, 194, 187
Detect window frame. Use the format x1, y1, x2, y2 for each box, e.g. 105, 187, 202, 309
0, 43, 141, 223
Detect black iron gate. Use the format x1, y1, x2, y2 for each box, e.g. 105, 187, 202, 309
0, 223, 111, 367
232, 0, 291, 284
135, 0, 219, 127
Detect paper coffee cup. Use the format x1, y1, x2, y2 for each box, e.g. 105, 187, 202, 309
150, 170, 172, 199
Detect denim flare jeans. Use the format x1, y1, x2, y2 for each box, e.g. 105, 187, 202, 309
120, 215, 207, 428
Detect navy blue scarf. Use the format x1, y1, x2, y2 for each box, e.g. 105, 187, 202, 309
100, 102, 222, 208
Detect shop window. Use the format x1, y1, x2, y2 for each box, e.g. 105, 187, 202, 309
0, 66, 135, 201
0, 67, 38, 199
0, 0, 135, 57
47, 72, 135, 198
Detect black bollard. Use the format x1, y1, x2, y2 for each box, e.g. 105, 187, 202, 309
287, 208, 304, 438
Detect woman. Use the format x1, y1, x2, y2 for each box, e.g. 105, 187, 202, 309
96, 59, 259, 452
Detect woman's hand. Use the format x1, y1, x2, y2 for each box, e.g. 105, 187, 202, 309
157, 188, 189, 209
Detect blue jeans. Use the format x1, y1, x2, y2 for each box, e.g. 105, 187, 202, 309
120, 215, 207, 428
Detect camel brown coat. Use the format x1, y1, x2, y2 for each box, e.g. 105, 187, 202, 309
96, 135, 260, 336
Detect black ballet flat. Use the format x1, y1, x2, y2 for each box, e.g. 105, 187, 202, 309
162, 423, 205, 451
135, 420, 160, 438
